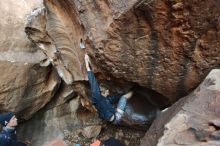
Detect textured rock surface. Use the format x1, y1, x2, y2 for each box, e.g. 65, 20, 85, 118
18, 97, 102, 146
140, 69, 220, 146
81, 0, 220, 101
43, 0, 87, 82
0, 0, 61, 120
30, 0, 220, 111
32, 0, 220, 104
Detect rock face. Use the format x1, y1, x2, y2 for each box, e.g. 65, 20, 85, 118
32, 0, 220, 103
79, 0, 220, 101
23, 0, 220, 110
140, 69, 220, 146
0, 0, 61, 120
17, 97, 102, 146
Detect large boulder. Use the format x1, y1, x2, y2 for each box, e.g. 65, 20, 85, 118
36, 0, 220, 104
141, 69, 220, 146
1, 0, 220, 119
23, 0, 220, 111
80, 0, 220, 101
0, 0, 61, 120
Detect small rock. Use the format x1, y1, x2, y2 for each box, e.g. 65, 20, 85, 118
124, 139, 130, 145
172, 2, 184, 10
81, 125, 102, 139
118, 130, 124, 137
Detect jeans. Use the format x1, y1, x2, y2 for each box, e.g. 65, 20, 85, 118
88, 71, 122, 121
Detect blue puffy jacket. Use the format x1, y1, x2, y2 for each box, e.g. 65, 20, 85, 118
0, 127, 26, 146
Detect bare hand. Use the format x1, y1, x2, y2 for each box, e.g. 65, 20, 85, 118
84, 54, 91, 71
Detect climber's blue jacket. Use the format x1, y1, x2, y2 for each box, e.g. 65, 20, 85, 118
0, 127, 26, 146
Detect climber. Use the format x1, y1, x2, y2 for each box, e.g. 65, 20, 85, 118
0, 112, 27, 146
84, 54, 133, 123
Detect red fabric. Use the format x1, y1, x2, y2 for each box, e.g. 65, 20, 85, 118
90, 140, 101, 146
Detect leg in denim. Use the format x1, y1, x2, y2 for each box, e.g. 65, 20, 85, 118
87, 71, 115, 120
87, 71, 102, 103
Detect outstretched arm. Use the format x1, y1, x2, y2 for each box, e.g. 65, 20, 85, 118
85, 54, 101, 102
84, 54, 91, 71
85, 54, 99, 92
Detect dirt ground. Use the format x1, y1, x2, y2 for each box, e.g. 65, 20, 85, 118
64, 123, 147, 146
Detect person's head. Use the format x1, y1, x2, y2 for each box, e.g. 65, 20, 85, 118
0, 112, 18, 127
100, 84, 110, 97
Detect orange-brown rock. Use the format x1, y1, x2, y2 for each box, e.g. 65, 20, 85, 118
82, 0, 220, 101
0, 0, 61, 120
38, 0, 220, 103
140, 69, 220, 146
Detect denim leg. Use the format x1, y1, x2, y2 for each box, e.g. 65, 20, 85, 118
116, 96, 127, 112
87, 71, 115, 121
95, 98, 115, 120
114, 96, 128, 123
87, 71, 102, 103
